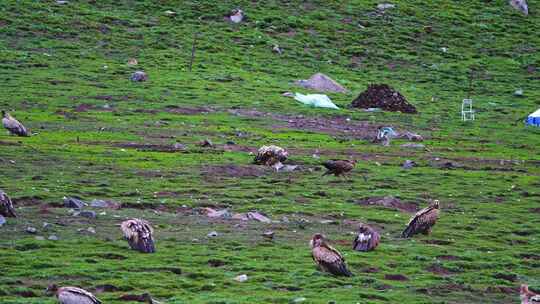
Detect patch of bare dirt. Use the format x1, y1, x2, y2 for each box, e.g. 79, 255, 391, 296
437, 255, 460, 261
0, 140, 22, 146
422, 239, 453, 245
485, 286, 519, 294
384, 274, 409, 281
201, 164, 269, 179
164, 105, 214, 115
355, 196, 418, 213
426, 264, 456, 276
228, 108, 379, 139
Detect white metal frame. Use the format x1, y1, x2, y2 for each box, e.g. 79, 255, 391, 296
461, 98, 475, 121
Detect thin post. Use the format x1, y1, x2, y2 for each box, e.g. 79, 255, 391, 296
188, 32, 199, 72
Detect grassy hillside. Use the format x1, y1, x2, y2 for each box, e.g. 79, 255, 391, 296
0, 0, 539, 303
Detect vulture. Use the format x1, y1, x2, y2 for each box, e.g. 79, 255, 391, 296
0, 190, 16, 217
46, 285, 101, 304
521, 285, 540, 304
352, 224, 380, 252
401, 200, 440, 238
120, 218, 156, 253
322, 159, 356, 176
2, 111, 29, 137
253, 145, 288, 166
310, 233, 353, 277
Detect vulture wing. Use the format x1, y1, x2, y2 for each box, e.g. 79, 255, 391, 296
2, 116, 29, 137
353, 228, 380, 252
0, 190, 16, 217
59, 287, 101, 304
121, 219, 155, 253
312, 245, 353, 276
401, 206, 439, 238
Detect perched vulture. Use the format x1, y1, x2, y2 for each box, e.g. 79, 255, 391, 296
521, 285, 540, 304
2, 111, 29, 137
352, 224, 380, 252
120, 218, 156, 253
0, 190, 16, 217
46, 285, 101, 304
253, 145, 288, 166
310, 233, 353, 277
322, 159, 356, 176
401, 200, 440, 238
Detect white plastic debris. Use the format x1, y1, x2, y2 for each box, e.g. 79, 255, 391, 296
287, 93, 339, 109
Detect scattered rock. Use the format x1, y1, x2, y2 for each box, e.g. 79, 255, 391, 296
295, 73, 348, 93
0, 215, 5, 226
280, 165, 298, 172
493, 273, 517, 282
356, 196, 417, 213
262, 230, 275, 239
247, 211, 271, 223
205, 208, 231, 219
87, 227, 96, 234
291, 297, 306, 303
399, 131, 424, 142
48, 235, 59, 241
26, 227, 37, 234
207, 231, 219, 238
42, 222, 51, 229
402, 160, 416, 169
229, 9, 244, 23
127, 58, 138, 65
77, 210, 97, 219
400, 143, 425, 149
130, 71, 148, 82
272, 44, 283, 54
377, 3, 395, 10
35, 236, 45, 241
173, 143, 187, 150
352, 84, 417, 113
509, 0, 528, 15
514, 88, 524, 97
234, 274, 248, 282
90, 199, 121, 209
384, 274, 409, 281
164, 10, 176, 16
64, 197, 86, 209
56, 0, 69, 4
199, 139, 214, 147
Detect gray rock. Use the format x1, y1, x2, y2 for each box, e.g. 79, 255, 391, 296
26, 227, 37, 234
377, 3, 395, 10
87, 227, 96, 234
262, 230, 275, 239
292, 297, 307, 303
234, 274, 248, 282
78, 210, 97, 219
90, 199, 120, 209
48, 235, 59, 241
0, 215, 5, 226
35, 236, 45, 241
64, 197, 86, 209
130, 71, 148, 82
207, 231, 219, 238
400, 143, 425, 149
514, 88, 524, 97
246, 211, 271, 223
43, 222, 51, 229
402, 160, 416, 169
509, 0, 528, 15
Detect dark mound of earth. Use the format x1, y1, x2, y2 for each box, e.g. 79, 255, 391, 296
352, 84, 417, 113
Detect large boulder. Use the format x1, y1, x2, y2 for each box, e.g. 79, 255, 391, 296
295, 73, 348, 93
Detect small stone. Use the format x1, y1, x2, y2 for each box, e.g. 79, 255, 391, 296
164, 10, 176, 16
377, 3, 395, 10
0, 215, 6, 226
43, 222, 51, 229
292, 297, 306, 303
26, 227, 37, 234
48, 235, 59, 241
207, 231, 219, 238
281, 165, 298, 172
56, 0, 69, 4
229, 9, 244, 23
127, 58, 138, 65
320, 220, 337, 225
246, 212, 271, 223
514, 88, 524, 97
173, 143, 187, 150
64, 197, 86, 209
400, 143, 425, 149
226, 141, 236, 145
402, 160, 416, 169
130, 71, 148, 82
78, 210, 97, 219
199, 139, 214, 147
87, 227, 96, 234
262, 230, 275, 239
35, 236, 45, 241
234, 274, 248, 282
281, 216, 290, 223
272, 45, 283, 55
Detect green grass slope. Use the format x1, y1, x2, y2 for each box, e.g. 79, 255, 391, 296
0, 0, 539, 303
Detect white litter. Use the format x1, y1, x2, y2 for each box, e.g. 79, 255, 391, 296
288, 93, 339, 109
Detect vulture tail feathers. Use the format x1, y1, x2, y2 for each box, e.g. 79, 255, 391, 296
324, 261, 353, 277
401, 220, 416, 238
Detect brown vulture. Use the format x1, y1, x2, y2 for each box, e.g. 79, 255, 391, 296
0, 190, 16, 217
401, 200, 440, 238
120, 218, 156, 253
352, 224, 380, 252
253, 145, 288, 166
46, 285, 101, 304
322, 159, 356, 176
521, 285, 540, 304
2, 111, 29, 137
310, 233, 353, 277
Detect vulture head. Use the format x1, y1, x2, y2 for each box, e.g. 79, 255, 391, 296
45, 284, 59, 295
358, 224, 370, 234
310, 233, 327, 248
1, 110, 7, 118
522, 284, 530, 294
431, 200, 440, 209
